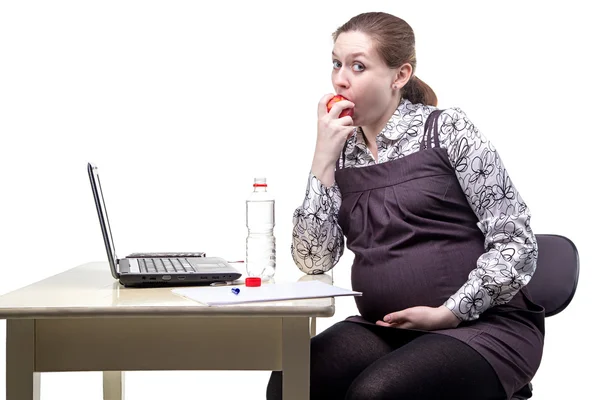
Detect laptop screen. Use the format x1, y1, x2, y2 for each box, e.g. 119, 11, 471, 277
88, 163, 120, 279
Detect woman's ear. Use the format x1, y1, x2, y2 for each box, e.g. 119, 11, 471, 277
392, 63, 413, 90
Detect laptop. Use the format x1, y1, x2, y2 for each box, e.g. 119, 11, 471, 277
88, 162, 242, 287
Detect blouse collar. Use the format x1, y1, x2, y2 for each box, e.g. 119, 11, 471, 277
346, 98, 426, 153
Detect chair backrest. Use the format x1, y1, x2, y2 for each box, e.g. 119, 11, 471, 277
526, 234, 579, 317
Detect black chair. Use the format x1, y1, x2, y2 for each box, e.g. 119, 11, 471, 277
511, 234, 580, 399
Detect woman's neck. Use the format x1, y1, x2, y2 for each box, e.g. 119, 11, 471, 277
361, 97, 403, 146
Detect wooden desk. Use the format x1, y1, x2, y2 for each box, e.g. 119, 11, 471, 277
0, 262, 335, 400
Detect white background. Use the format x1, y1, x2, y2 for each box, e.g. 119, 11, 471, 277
1, 0, 598, 398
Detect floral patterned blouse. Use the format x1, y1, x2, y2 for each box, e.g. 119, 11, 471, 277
291, 98, 538, 322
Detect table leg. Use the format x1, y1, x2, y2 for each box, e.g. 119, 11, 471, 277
282, 317, 310, 400
6, 319, 41, 400
103, 371, 125, 400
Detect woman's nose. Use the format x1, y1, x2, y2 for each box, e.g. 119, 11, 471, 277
332, 69, 350, 89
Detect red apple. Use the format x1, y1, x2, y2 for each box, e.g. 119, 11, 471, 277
326, 94, 354, 118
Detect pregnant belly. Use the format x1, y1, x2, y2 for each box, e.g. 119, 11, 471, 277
350, 249, 476, 323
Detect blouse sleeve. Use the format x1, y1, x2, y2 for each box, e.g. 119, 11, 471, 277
439, 107, 538, 321
291, 172, 345, 274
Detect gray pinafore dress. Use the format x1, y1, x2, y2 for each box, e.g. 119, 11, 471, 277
334, 110, 545, 399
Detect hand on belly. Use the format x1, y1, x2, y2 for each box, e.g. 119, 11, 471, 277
375, 305, 461, 331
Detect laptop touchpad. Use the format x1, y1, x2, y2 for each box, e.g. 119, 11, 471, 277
192, 264, 226, 271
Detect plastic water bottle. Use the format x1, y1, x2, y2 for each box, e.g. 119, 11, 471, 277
246, 177, 276, 280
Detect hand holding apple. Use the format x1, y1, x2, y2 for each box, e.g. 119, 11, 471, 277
326, 94, 354, 118
311, 94, 356, 187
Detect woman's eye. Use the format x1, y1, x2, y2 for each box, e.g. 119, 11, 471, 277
353, 63, 365, 72
333, 60, 342, 69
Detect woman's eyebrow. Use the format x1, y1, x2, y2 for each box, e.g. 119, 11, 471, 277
332, 51, 368, 59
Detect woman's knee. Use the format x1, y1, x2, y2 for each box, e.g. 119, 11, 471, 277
268, 321, 393, 400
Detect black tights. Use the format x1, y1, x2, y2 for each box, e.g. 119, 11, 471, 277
266, 321, 506, 400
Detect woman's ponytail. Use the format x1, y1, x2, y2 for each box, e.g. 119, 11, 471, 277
402, 76, 438, 107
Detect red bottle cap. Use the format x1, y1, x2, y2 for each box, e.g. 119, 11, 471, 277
245, 277, 262, 287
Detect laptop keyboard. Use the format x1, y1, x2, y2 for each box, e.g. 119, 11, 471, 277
139, 258, 196, 273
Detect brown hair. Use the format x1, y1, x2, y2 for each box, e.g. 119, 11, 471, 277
332, 12, 438, 107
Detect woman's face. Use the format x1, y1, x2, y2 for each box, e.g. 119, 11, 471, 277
331, 31, 399, 128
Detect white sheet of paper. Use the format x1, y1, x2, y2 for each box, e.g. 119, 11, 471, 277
172, 280, 361, 306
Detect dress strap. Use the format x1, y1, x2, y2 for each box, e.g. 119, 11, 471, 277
420, 109, 444, 150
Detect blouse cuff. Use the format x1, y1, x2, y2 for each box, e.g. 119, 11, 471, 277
443, 283, 492, 322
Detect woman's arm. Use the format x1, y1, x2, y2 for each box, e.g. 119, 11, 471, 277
439, 107, 538, 321
291, 172, 345, 274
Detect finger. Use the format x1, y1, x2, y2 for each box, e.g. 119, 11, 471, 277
325, 122, 354, 139
344, 127, 356, 140
328, 100, 355, 119
384, 311, 407, 324
376, 320, 412, 330
335, 126, 355, 141
336, 115, 354, 126
398, 321, 415, 330
318, 93, 336, 118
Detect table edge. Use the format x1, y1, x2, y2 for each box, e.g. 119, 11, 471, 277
0, 304, 336, 319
